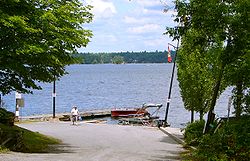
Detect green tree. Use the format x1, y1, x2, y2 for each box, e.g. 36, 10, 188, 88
226, 53, 250, 117
167, 0, 249, 132
0, 0, 93, 95
112, 56, 124, 64
224, 0, 250, 118
177, 30, 216, 121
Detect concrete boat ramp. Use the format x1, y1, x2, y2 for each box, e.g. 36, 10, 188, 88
0, 121, 185, 161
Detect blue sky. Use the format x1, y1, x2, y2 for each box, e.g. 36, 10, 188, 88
80, 0, 177, 53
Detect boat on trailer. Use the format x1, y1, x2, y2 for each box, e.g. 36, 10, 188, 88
117, 103, 163, 126
111, 103, 162, 117
111, 108, 147, 117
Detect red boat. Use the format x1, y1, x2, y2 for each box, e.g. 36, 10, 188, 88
111, 108, 147, 117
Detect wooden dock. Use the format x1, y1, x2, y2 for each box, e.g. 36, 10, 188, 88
60, 110, 111, 121
19, 110, 111, 122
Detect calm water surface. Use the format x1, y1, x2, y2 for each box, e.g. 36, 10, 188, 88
3, 64, 232, 127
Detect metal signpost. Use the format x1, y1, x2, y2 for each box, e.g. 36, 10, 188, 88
15, 92, 24, 121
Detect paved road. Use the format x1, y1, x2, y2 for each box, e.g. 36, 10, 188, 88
0, 122, 184, 161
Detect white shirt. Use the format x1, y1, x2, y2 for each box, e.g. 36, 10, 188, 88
71, 108, 79, 116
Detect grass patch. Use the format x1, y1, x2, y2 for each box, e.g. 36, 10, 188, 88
0, 123, 61, 153
21, 126, 61, 153
0, 146, 9, 153
15, 119, 42, 124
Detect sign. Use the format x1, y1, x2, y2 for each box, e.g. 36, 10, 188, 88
15, 111, 19, 117
52, 93, 57, 97
15, 92, 22, 99
16, 98, 24, 107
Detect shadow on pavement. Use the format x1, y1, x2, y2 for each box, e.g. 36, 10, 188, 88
43, 143, 77, 154
159, 136, 179, 145
150, 150, 182, 161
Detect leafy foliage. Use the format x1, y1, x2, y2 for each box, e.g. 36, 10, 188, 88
196, 116, 250, 161
112, 56, 124, 64
0, 0, 93, 95
177, 29, 218, 119
184, 116, 250, 161
0, 108, 14, 126
184, 120, 205, 146
167, 0, 250, 132
226, 53, 250, 117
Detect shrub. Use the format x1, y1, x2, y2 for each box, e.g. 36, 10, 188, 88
184, 120, 205, 146
194, 115, 250, 161
0, 108, 15, 126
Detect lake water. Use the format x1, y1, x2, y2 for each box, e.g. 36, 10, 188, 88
2, 64, 233, 127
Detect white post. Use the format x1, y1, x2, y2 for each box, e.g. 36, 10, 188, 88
15, 92, 22, 120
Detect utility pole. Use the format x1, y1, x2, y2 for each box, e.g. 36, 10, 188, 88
52, 79, 56, 118
163, 40, 180, 127
0, 94, 2, 108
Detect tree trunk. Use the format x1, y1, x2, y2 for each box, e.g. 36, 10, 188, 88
199, 110, 204, 120
0, 94, 2, 108
235, 78, 243, 118
191, 110, 194, 123
204, 64, 224, 134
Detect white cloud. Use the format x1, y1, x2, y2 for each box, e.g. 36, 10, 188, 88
87, 0, 117, 19
104, 34, 118, 42
131, 0, 175, 16
123, 16, 148, 24
134, 0, 174, 8
144, 37, 167, 47
135, 0, 162, 7
80, 0, 176, 53
128, 24, 161, 34
94, 33, 118, 43
163, 8, 178, 16
142, 8, 163, 15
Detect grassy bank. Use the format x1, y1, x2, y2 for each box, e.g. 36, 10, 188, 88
0, 123, 61, 153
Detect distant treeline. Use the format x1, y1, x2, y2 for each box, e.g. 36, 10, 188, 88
75, 50, 176, 64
